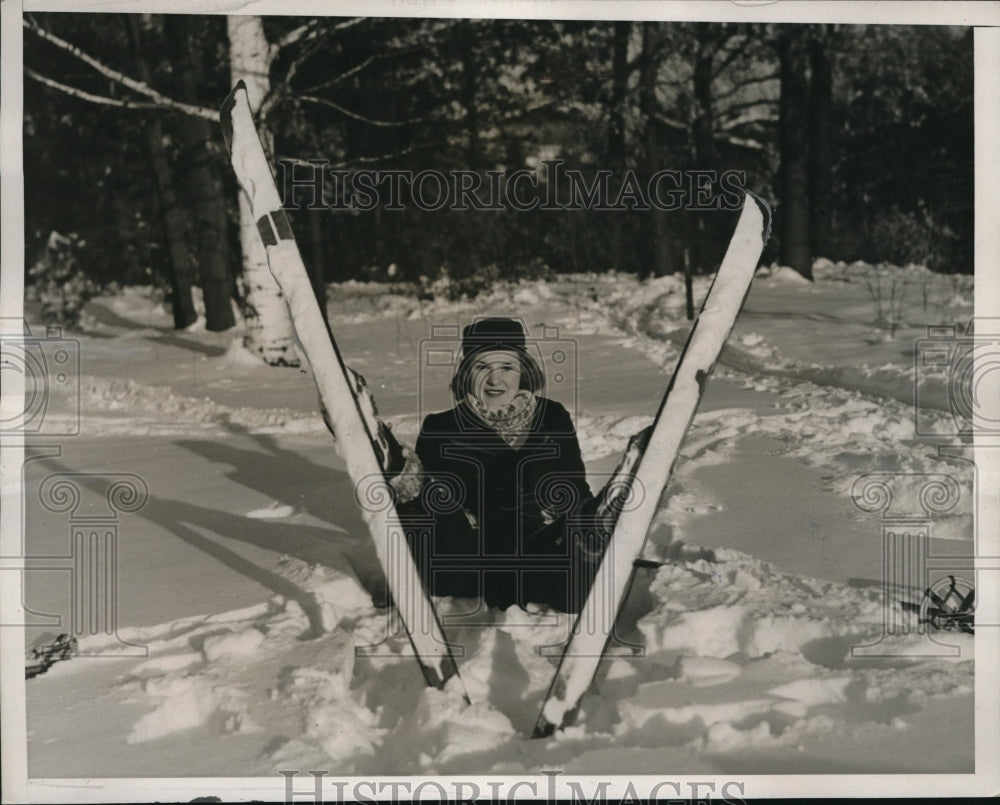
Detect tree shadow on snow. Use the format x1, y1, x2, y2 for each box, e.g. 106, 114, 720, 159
173, 419, 388, 603
136, 497, 340, 639
32, 458, 366, 639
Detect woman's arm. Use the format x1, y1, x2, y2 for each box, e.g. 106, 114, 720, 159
541, 400, 594, 517
414, 411, 448, 474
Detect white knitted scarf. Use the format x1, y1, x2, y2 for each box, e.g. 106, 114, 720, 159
467, 390, 538, 447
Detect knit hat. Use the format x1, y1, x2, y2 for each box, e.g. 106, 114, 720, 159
460, 317, 528, 361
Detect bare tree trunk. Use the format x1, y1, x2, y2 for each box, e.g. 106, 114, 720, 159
777, 30, 813, 280
691, 25, 719, 275
639, 23, 672, 279
692, 27, 718, 168
607, 22, 630, 171
227, 14, 299, 365
606, 21, 631, 271
171, 18, 236, 332
127, 16, 197, 329
809, 33, 833, 260
148, 120, 199, 328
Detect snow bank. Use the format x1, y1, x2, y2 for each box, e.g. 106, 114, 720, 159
768, 677, 852, 706
637, 551, 874, 664
127, 676, 250, 743
202, 627, 266, 662
676, 656, 742, 687
760, 264, 813, 284
80, 376, 323, 437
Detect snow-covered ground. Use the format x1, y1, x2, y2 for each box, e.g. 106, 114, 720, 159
19, 261, 983, 785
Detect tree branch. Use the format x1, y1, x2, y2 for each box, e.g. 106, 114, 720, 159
263, 18, 381, 130
718, 97, 779, 119
298, 53, 378, 95
715, 73, 780, 102
25, 67, 198, 115
715, 26, 738, 52
262, 34, 327, 123
280, 142, 428, 171
24, 16, 216, 121
656, 71, 694, 90
274, 19, 319, 50
712, 34, 752, 79
648, 111, 687, 131
718, 110, 778, 131
275, 16, 364, 50
298, 94, 427, 127
716, 132, 765, 150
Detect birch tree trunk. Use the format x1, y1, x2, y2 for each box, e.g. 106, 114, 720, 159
227, 14, 299, 365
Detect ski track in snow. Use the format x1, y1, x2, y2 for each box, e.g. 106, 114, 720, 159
29, 266, 976, 774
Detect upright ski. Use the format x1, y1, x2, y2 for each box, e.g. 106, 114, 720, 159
533, 192, 770, 737
220, 81, 468, 701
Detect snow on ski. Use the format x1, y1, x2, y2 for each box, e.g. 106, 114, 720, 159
220, 81, 468, 701
533, 192, 771, 738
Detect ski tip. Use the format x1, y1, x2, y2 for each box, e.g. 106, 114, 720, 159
743, 189, 773, 246
219, 81, 250, 150
219, 89, 237, 150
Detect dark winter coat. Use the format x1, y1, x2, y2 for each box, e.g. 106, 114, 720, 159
409, 396, 595, 610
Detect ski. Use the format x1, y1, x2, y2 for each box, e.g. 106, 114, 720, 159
220, 81, 468, 701
533, 192, 770, 738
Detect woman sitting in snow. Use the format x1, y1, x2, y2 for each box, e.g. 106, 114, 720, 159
397, 317, 612, 613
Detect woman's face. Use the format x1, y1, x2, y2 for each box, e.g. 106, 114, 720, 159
469, 350, 523, 410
